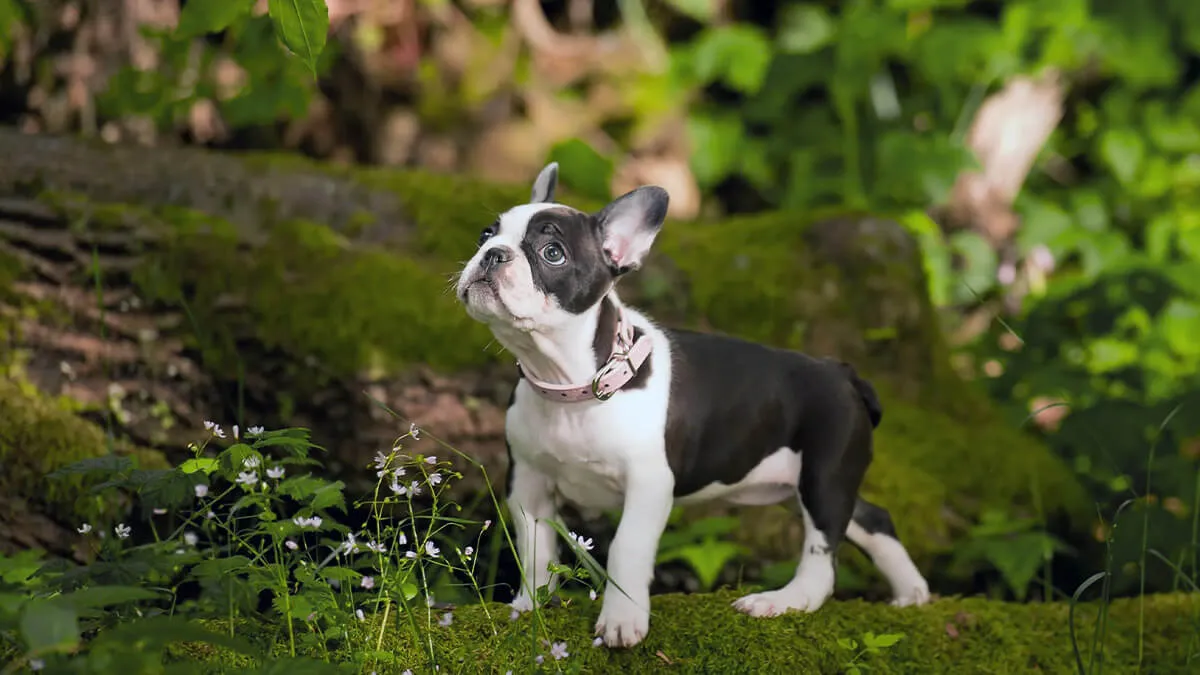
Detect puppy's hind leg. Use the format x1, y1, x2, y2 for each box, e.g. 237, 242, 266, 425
845, 497, 930, 607
733, 421, 865, 617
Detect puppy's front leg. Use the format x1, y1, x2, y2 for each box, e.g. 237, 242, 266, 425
508, 458, 560, 613
596, 452, 674, 648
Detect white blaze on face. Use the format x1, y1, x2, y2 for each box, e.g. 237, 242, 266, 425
457, 202, 563, 328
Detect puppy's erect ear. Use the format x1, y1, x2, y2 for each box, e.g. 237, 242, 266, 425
530, 162, 559, 203
595, 186, 670, 274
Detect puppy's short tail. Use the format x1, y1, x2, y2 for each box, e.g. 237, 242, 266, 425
839, 362, 883, 428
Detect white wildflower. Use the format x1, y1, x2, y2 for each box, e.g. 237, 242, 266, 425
429, 472, 443, 486
341, 534, 358, 554
424, 455, 436, 465
409, 422, 421, 439
242, 456, 260, 469
152, 508, 167, 515
550, 641, 569, 660
439, 612, 453, 627
236, 471, 258, 487
592, 636, 603, 647
463, 546, 473, 558
509, 608, 519, 621
397, 532, 407, 546
425, 540, 440, 558
232, 424, 240, 440
194, 484, 209, 498
247, 425, 265, 437
409, 480, 423, 497
360, 576, 375, 590
568, 531, 594, 551
356, 608, 365, 621
114, 523, 131, 539
205, 510, 216, 520
405, 550, 417, 559
588, 589, 597, 601
203, 420, 218, 432
267, 466, 285, 479
373, 451, 390, 470
183, 531, 198, 546
29, 658, 44, 671
77, 523, 92, 534
483, 519, 492, 531
212, 426, 226, 439
535, 655, 544, 665
389, 479, 407, 496
365, 541, 386, 554
285, 539, 299, 551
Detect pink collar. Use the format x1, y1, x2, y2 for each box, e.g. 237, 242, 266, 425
520, 307, 653, 403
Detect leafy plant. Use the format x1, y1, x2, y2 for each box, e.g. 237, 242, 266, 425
838, 629, 905, 675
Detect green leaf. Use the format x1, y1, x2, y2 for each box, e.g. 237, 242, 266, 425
686, 112, 742, 189
837, 637, 858, 650
691, 26, 774, 94
20, 599, 80, 653
309, 480, 347, 512
176, 0, 256, 38
777, 4, 837, 54
865, 632, 905, 648
948, 230, 998, 303
60, 586, 167, 611
179, 457, 218, 475
1099, 128, 1145, 186
277, 475, 328, 501
547, 138, 615, 203
267, 0, 329, 75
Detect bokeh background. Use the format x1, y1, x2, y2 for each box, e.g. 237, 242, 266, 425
2, 0, 1199, 619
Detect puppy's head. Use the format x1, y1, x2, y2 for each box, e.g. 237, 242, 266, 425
455, 162, 670, 331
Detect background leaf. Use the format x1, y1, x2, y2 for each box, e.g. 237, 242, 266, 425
176, 0, 256, 38
267, 0, 329, 75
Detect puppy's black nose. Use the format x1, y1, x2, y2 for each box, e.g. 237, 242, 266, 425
481, 246, 514, 274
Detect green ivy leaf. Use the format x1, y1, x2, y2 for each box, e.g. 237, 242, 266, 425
176, 0, 256, 38
777, 4, 837, 55
267, 0, 329, 76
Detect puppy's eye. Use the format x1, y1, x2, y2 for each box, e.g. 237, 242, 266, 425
540, 242, 567, 266
478, 224, 497, 247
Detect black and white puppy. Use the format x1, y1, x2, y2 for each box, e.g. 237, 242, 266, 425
454, 163, 930, 648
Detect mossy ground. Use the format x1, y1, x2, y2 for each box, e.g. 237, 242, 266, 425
170, 590, 1200, 674
0, 376, 167, 525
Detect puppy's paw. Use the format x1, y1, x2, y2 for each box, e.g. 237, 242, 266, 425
733, 584, 830, 618
510, 592, 535, 614
890, 579, 931, 608
594, 592, 650, 648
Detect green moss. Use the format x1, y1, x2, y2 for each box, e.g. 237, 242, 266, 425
170, 591, 1199, 674
0, 377, 167, 524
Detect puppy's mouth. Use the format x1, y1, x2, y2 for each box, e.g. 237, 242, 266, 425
458, 274, 497, 304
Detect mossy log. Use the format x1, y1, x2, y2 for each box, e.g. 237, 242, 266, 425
0, 128, 1088, 589
171, 591, 1200, 674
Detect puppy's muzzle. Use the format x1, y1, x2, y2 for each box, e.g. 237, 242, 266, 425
481, 245, 514, 277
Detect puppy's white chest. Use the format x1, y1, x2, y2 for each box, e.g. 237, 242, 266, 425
508, 393, 648, 511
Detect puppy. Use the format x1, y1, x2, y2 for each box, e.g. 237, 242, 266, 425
454, 163, 930, 648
